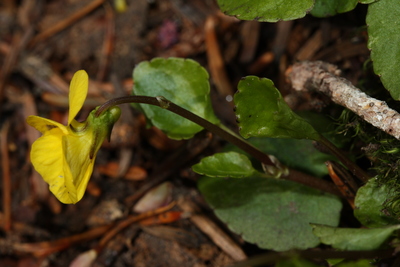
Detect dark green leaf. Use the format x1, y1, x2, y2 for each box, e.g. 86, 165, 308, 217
133, 57, 219, 139
311, 0, 358, 17
354, 179, 400, 227
198, 177, 342, 251
234, 76, 320, 140
217, 0, 314, 22
334, 260, 374, 267
192, 152, 265, 178
241, 138, 335, 177
311, 223, 400, 250
276, 258, 319, 267
360, 0, 379, 3
367, 0, 400, 100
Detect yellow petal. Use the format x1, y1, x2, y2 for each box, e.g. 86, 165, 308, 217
68, 70, 88, 126
62, 132, 95, 202
26, 116, 69, 135
30, 128, 79, 204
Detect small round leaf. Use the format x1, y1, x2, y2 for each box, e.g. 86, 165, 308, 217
234, 76, 320, 140
192, 152, 264, 178
198, 177, 342, 251
217, 0, 314, 22
133, 58, 219, 139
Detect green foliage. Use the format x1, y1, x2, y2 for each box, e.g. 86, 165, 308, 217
337, 110, 400, 221
198, 177, 342, 251
354, 179, 400, 227
311, 0, 358, 17
234, 76, 320, 140
216, 0, 314, 22
192, 152, 266, 178
131, 53, 400, 256
227, 137, 335, 177
311, 223, 400, 250
219, 0, 397, 100
367, 0, 400, 100
133, 57, 219, 139
334, 260, 374, 267
276, 258, 319, 267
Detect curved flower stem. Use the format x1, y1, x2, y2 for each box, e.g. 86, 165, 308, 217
96, 95, 341, 196
96, 95, 275, 166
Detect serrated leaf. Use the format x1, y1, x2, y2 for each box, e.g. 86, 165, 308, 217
217, 0, 314, 22
354, 178, 400, 227
367, 0, 400, 100
192, 152, 265, 178
198, 177, 342, 251
311, 223, 400, 250
311, 0, 358, 17
234, 76, 320, 140
133, 57, 219, 139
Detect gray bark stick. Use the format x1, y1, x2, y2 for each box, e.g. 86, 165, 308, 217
288, 61, 400, 140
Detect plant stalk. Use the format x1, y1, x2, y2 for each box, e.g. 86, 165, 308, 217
96, 96, 342, 196
96, 95, 275, 166
318, 135, 370, 183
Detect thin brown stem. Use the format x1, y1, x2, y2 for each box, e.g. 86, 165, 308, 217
95, 96, 274, 166
1, 120, 11, 231
95, 96, 341, 196
318, 135, 370, 183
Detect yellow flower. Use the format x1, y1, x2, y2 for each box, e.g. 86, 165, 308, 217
27, 70, 121, 204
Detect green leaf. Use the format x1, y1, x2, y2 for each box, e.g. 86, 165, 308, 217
192, 152, 265, 178
198, 177, 342, 251
367, 0, 400, 100
311, 0, 358, 17
216, 0, 314, 22
360, 0, 379, 3
334, 260, 375, 267
133, 57, 219, 139
276, 258, 319, 267
241, 138, 335, 177
311, 223, 400, 250
234, 76, 320, 140
354, 178, 400, 227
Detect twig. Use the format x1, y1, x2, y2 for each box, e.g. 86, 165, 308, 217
239, 21, 260, 63
204, 15, 234, 99
124, 131, 213, 205
0, 120, 11, 232
326, 161, 356, 209
0, 27, 34, 103
318, 135, 370, 183
11, 202, 176, 258
178, 198, 247, 261
29, 0, 106, 46
286, 169, 341, 196
12, 224, 112, 257
272, 20, 293, 61
97, 2, 115, 81
247, 51, 274, 74
94, 201, 176, 252
288, 61, 400, 141
295, 30, 322, 61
